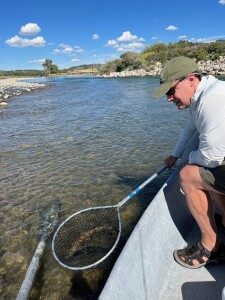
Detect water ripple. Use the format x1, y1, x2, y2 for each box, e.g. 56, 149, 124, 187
0, 76, 188, 299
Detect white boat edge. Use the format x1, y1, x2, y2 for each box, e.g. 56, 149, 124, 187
99, 132, 225, 300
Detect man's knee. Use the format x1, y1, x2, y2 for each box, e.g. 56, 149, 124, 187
179, 165, 199, 190
180, 165, 194, 181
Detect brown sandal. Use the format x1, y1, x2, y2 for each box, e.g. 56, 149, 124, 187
173, 242, 225, 269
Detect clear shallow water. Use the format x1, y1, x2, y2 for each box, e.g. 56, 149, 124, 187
0, 75, 189, 299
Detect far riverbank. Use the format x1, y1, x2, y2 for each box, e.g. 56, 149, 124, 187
2, 56, 225, 106
97, 56, 225, 78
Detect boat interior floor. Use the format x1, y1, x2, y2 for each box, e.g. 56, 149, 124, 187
160, 223, 225, 300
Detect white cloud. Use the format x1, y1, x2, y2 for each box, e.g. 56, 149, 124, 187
219, 0, 225, 5
75, 48, 84, 53
117, 42, 145, 52
178, 35, 187, 39
59, 43, 68, 47
58, 43, 74, 53
106, 31, 145, 53
166, 25, 178, 31
63, 47, 74, 53
5, 35, 46, 47
71, 58, 80, 62
19, 23, 41, 36
189, 35, 225, 43
52, 44, 84, 54
151, 36, 158, 40
92, 34, 100, 40
106, 39, 118, 47
73, 46, 84, 52
28, 59, 45, 64
117, 31, 137, 42
52, 49, 61, 54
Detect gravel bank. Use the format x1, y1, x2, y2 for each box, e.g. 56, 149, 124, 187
0, 77, 48, 106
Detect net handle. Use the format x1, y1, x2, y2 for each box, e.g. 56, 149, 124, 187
16, 201, 59, 300
118, 165, 167, 207
16, 239, 46, 300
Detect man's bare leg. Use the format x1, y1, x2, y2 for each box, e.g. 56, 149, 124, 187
179, 164, 221, 265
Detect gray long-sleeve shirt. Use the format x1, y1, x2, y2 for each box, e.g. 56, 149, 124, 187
171, 75, 225, 168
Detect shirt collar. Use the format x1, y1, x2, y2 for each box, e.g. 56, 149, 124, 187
191, 75, 217, 103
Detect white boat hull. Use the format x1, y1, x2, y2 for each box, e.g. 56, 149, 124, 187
99, 132, 225, 300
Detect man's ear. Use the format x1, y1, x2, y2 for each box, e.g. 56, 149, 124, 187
187, 73, 195, 87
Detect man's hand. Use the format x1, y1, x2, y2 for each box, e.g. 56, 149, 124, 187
164, 155, 178, 168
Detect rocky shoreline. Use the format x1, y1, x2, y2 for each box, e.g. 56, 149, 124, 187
2, 56, 225, 106
97, 56, 225, 78
0, 78, 48, 108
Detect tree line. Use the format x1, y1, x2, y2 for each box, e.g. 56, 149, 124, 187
1, 40, 225, 77
98, 39, 225, 74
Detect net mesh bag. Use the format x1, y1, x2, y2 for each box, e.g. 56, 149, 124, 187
53, 206, 120, 269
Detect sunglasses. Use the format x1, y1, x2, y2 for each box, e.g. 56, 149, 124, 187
166, 76, 186, 96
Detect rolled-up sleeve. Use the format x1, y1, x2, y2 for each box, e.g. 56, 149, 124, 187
189, 131, 225, 168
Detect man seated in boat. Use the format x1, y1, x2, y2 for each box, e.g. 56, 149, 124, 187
153, 56, 225, 269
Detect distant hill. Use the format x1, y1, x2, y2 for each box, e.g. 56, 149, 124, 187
0, 64, 102, 77
63, 64, 101, 72
57, 64, 101, 75
64, 64, 101, 72
0, 69, 45, 77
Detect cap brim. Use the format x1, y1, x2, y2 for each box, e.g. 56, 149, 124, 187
153, 82, 173, 99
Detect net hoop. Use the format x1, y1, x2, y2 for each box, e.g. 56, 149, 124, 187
52, 205, 121, 270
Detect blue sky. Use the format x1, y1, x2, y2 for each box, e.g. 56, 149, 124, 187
1, 0, 225, 70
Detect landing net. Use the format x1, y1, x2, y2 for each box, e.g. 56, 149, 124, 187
52, 206, 120, 270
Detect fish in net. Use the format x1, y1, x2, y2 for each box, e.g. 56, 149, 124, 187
52, 206, 121, 270
52, 165, 167, 270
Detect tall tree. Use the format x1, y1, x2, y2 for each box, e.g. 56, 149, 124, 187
42, 59, 53, 76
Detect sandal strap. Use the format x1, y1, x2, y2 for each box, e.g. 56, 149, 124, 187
176, 242, 211, 266
197, 242, 211, 258
174, 241, 225, 268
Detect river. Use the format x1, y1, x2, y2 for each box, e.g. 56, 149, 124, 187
0, 75, 189, 299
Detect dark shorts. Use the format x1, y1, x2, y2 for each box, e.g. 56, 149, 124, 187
199, 160, 225, 194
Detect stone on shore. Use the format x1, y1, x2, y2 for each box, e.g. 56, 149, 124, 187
0, 101, 8, 106
97, 56, 225, 78
0, 77, 48, 104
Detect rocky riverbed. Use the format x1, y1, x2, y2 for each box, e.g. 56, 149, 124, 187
0, 78, 48, 107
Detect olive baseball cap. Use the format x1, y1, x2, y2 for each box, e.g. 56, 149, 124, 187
153, 56, 198, 99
